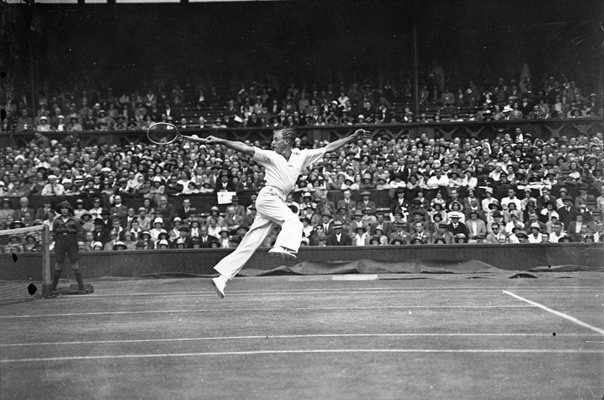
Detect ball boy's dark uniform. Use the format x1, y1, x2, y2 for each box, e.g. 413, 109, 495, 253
51, 201, 85, 292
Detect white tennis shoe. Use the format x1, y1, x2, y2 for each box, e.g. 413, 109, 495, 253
268, 246, 297, 261
210, 276, 226, 299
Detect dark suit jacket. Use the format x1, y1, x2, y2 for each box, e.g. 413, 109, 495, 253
198, 235, 219, 248
177, 206, 197, 221
14, 207, 35, 224
557, 206, 578, 226
336, 199, 357, 212
447, 222, 469, 237
326, 233, 352, 246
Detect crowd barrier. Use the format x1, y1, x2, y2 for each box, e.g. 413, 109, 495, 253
2, 243, 602, 281
2, 118, 602, 148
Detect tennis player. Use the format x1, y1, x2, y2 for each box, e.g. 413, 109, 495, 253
185, 127, 368, 298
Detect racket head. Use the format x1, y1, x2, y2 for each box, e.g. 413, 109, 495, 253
146, 122, 181, 145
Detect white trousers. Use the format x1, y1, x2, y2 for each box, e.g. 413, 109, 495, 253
214, 186, 303, 280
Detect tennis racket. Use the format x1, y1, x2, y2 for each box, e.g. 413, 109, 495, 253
146, 122, 191, 145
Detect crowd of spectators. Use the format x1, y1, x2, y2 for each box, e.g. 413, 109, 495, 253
2, 72, 600, 134
0, 119, 603, 252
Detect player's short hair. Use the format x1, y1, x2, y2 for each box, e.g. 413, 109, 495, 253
275, 128, 297, 146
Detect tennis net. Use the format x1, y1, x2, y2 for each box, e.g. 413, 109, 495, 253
0, 224, 51, 305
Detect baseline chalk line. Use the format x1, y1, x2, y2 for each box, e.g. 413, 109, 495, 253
503, 290, 604, 336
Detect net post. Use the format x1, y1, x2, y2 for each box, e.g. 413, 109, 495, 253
41, 225, 52, 297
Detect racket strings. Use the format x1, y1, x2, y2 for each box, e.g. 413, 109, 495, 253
147, 123, 179, 144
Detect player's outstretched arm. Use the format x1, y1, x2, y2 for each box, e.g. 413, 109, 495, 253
323, 128, 369, 154
203, 135, 255, 157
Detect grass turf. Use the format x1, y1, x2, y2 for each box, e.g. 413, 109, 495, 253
1, 275, 602, 400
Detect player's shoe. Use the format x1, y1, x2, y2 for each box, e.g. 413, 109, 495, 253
268, 246, 297, 261
210, 276, 226, 299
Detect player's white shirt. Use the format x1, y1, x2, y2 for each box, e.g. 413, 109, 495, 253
252, 147, 326, 195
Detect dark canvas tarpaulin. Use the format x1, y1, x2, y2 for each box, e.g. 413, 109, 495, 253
239, 259, 604, 279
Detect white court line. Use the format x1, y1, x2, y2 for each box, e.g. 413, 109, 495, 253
0, 304, 533, 319
503, 291, 604, 336
2, 348, 603, 363
1, 332, 598, 348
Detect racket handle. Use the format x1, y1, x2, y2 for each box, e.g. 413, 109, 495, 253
183, 135, 207, 144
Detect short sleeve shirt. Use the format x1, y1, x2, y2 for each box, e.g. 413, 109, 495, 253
252, 147, 326, 194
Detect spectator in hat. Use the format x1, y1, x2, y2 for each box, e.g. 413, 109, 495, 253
78, 210, 94, 232
371, 227, 389, 246
485, 222, 508, 244
432, 223, 454, 244
0, 198, 15, 229
168, 217, 184, 241
223, 205, 243, 233
230, 195, 247, 218
358, 191, 377, 214
389, 221, 410, 244
337, 189, 357, 213
51, 200, 86, 293
208, 205, 224, 226
147, 176, 165, 205
527, 223, 543, 243
326, 221, 352, 246
35, 198, 55, 221
466, 210, 487, 243
425, 167, 449, 201
574, 183, 596, 210
548, 221, 566, 243
554, 187, 572, 209
154, 195, 176, 229
14, 197, 35, 226
519, 189, 538, 211
370, 212, 394, 237
174, 226, 192, 249
352, 225, 369, 246
317, 213, 334, 236
409, 221, 432, 244
214, 170, 234, 193
526, 211, 547, 232
446, 211, 468, 241
120, 230, 138, 250
557, 197, 578, 227
135, 207, 152, 231
504, 212, 525, 235
6, 235, 24, 253
217, 227, 231, 248
41, 174, 66, 196
156, 238, 170, 250
149, 217, 167, 241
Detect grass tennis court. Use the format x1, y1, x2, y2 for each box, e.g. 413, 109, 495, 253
1, 274, 603, 400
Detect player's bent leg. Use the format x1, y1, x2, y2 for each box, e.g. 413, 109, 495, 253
212, 214, 273, 298
273, 215, 303, 255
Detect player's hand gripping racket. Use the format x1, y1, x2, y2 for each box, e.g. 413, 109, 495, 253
146, 122, 206, 145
